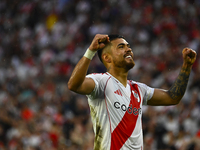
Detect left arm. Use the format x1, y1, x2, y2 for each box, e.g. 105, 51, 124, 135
147, 48, 197, 106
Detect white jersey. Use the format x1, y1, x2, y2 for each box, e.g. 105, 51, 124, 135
86, 72, 154, 150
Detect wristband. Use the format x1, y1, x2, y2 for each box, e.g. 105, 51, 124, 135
84, 48, 96, 60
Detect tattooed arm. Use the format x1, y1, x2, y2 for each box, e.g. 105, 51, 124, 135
167, 66, 190, 100
147, 48, 197, 106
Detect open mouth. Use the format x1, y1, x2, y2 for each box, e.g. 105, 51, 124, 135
125, 55, 132, 58
124, 55, 133, 59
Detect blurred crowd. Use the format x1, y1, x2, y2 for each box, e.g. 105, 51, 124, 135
0, 0, 200, 149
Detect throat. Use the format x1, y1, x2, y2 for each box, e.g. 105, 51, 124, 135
116, 77, 127, 87
108, 71, 128, 87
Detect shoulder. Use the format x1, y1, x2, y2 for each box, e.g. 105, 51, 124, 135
86, 73, 110, 83
86, 73, 111, 98
129, 80, 154, 101
87, 72, 109, 77
129, 80, 150, 90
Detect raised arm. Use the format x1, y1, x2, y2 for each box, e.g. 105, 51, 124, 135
147, 48, 197, 106
67, 34, 109, 95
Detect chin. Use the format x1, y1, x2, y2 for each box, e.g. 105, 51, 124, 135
113, 59, 135, 70
125, 62, 135, 70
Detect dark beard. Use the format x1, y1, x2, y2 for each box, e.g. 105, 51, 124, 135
113, 59, 135, 71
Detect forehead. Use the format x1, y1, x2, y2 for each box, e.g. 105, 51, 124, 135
110, 38, 129, 47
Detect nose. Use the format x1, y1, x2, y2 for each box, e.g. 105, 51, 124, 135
126, 47, 132, 52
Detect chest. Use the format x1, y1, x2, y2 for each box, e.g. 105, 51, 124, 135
104, 79, 142, 114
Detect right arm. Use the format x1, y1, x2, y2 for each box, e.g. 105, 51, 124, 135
67, 34, 110, 95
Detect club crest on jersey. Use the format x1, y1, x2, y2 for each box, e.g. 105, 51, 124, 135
132, 90, 140, 102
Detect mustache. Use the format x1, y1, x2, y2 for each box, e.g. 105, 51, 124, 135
123, 52, 133, 58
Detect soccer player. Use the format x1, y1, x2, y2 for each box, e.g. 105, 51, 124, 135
67, 34, 197, 150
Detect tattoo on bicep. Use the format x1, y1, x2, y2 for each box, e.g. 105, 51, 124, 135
167, 68, 190, 100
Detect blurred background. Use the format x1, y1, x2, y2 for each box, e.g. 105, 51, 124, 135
0, 0, 200, 149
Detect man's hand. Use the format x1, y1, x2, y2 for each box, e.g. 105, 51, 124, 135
89, 34, 110, 51
182, 48, 197, 67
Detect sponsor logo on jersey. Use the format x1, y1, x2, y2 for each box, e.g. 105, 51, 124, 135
114, 102, 141, 116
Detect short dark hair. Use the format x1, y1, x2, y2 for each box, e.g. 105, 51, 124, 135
97, 34, 125, 62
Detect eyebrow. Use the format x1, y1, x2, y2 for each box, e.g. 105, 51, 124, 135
117, 43, 130, 47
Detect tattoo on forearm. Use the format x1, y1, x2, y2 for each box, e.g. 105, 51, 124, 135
167, 67, 190, 100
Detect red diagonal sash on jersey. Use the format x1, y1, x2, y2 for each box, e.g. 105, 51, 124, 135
110, 82, 141, 150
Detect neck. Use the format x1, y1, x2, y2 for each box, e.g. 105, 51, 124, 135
108, 67, 129, 87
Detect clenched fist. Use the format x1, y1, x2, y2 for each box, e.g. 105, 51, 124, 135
182, 48, 197, 67
89, 34, 110, 52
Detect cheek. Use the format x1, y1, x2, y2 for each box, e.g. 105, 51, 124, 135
114, 51, 123, 58
112, 53, 122, 62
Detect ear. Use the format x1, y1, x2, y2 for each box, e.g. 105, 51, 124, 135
102, 53, 111, 63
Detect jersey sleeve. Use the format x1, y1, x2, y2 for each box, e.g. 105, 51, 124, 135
85, 73, 105, 100
137, 82, 154, 105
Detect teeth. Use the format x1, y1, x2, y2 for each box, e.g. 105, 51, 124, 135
125, 55, 131, 58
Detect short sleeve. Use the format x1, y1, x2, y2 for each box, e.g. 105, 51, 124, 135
137, 82, 154, 105
86, 73, 105, 100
